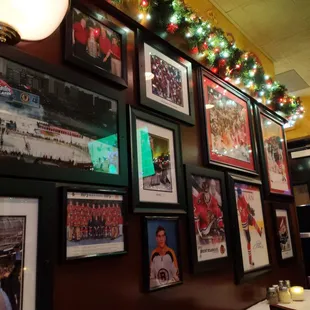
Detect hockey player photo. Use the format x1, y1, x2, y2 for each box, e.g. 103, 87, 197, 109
145, 217, 181, 291
235, 183, 269, 272
276, 209, 293, 259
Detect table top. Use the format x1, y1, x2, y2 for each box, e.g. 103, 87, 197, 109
247, 290, 310, 310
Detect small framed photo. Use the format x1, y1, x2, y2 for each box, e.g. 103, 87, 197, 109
143, 216, 182, 292
65, 2, 127, 87
198, 69, 258, 175
227, 174, 271, 284
62, 186, 127, 261
137, 30, 195, 125
272, 203, 295, 262
184, 165, 231, 273
130, 107, 186, 213
254, 105, 292, 197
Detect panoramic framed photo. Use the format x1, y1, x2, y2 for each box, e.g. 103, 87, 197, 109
129, 107, 186, 213
272, 203, 295, 263
61, 186, 127, 261
254, 105, 292, 197
65, 1, 127, 87
198, 69, 258, 175
0, 45, 128, 186
0, 178, 56, 310
137, 30, 195, 125
184, 164, 230, 273
142, 216, 182, 292
227, 174, 271, 284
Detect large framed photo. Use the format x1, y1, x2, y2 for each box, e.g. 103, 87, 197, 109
65, 1, 127, 87
254, 105, 292, 197
143, 216, 182, 292
62, 186, 127, 261
184, 165, 230, 273
130, 107, 186, 213
137, 30, 195, 125
227, 174, 271, 284
0, 178, 56, 310
199, 69, 258, 175
0, 45, 128, 186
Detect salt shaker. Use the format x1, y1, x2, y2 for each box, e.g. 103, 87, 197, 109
267, 287, 279, 305
279, 286, 292, 304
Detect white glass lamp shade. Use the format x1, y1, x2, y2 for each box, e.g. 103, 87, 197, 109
0, 0, 69, 41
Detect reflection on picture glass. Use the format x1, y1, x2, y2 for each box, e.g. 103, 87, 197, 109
0, 57, 119, 175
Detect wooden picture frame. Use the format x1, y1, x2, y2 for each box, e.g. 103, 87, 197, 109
65, 1, 128, 88
227, 173, 271, 284
0, 45, 128, 187
198, 68, 258, 175
184, 164, 231, 273
142, 216, 183, 292
137, 29, 195, 126
129, 107, 186, 214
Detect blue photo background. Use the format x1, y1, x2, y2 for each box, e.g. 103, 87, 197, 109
147, 218, 178, 259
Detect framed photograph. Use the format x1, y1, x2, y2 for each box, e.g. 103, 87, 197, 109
130, 107, 186, 213
254, 105, 292, 197
227, 174, 271, 284
137, 30, 195, 125
0, 178, 56, 310
62, 186, 127, 261
143, 216, 182, 292
65, 2, 127, 87
293, 182, 310, 206
198, 69, 258, 175
0, 45, 128, 186
272, 203, 295, 262
184, 164, 230, 273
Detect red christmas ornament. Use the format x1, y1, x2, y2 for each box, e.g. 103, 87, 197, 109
201, 42, 208, 50
167, 23, 178, 34
219, 59, 226, 66
190, 46, 199, 55
141, 0, 148, 7
211, 67, 218, 74
214, 48, 220, 53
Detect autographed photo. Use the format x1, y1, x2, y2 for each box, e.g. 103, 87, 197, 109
261, 114, 291, 195
276, 209, 293, 259
235, 183, 269, 272
191, 175, 227, 261
66, 191, 124, 259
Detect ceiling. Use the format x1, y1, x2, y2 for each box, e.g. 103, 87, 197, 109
210, 0, 310, 97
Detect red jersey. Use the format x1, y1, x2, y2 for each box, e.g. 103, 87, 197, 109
73, 22, 88, 45
237, 195, 249, 229
111, 44, 121, 59
99, 36, 111, 55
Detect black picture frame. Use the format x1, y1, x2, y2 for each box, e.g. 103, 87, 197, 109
184, 164, 231, 273
129, 107, 186, 214
0, 177, 56, 310
0, 45, 128, 187
137, 29, 195, 126
271, 202, 296, 264
198, 68, 259, 176
60, 185, 128, 261
254, 103, 293, 199
65, 0, 128, 88
227, 173, 271, 284
142, 216, 183, 292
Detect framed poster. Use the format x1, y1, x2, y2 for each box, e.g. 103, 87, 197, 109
62, 186, 127, 261
142, 216, 182, 292
0, 178, 56, 310
137, 30, 195, 125
130, 107, 186, 213
65, 1, 128, 87
227, 174, 271, 284
198, 69, 258, 175
184, 164, 230, 273
0, 45, 128, 186
254, 105, 292, 197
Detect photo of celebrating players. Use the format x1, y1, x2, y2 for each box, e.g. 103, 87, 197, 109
235, 183, 269, 272
191, 175, 227, 262
261, 114, 291, 195
70, 8, 122, 78
276, 209, 293, 259
66, 192, 125, 259
145, 217, 181, 291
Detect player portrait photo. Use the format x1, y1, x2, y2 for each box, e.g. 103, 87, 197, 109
260, 114, 291, 195
235, 183, 269, 272
144, 217, 181, 291
202, 75, 255, 173
275, 209, 293, 260
66, 191, 125, 260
